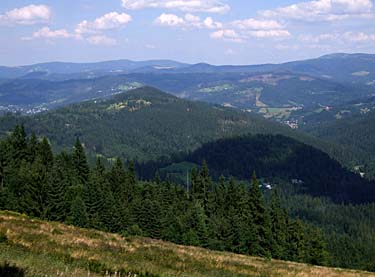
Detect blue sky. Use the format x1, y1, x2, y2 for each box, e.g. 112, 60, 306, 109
1, 0, 375, 66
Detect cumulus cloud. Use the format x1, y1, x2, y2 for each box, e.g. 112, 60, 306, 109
247, 30, 291, 38
202, 17, 222, 29
342, 31, 375, 42
231, 18, 283, 30
122, 0, 230, 13
154, 13, 222, 29
154, 13, 185, 26
300, 31, 375, 43
76, 12, 132, 34
210, 29, 244, 43
0, 4, 51, 25
29, 27, 80, 39
87, 35, 117, 45
259, 0, 375, 22
210, 16, 290, 42
185, 13, 200, 23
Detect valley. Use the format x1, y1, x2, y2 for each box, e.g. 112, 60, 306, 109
1, 53, 375, 276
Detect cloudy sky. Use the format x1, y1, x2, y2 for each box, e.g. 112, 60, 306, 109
1, 0, 375, 66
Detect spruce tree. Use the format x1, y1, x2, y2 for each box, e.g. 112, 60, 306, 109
270, 189, 287, 259
248, 172, 271, 257
72, 138, 90, 186
68, 196, 88, 228
46, 154, 70, 222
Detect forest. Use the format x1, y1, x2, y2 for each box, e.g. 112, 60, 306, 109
0, 125, 329, 267
2, 125, 375, 271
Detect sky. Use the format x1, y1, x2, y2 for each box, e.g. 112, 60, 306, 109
1, 0, 375, 66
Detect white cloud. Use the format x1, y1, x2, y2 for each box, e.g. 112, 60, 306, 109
260, 0, 375, 22
247, 30, 291, 38
122, 0, 230, 13
30, 27, 80, 39
154, 13, 185, 26
210, 17, 290, 42
299, 33, 338, 43
231, 18, 283, 30
185, 13, 200, 22
154, 13, 222, 29
76, 12, 132, 34
87, 35, 117, 45
210, 29, 244, 43
203, 17, 222, 29
299, 32, 375, 44
343, 31, 375, 42
0, 4, 51, 25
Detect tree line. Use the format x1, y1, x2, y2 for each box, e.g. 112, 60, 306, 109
0, 125, 328, 266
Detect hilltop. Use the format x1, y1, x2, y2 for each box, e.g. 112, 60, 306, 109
0, 86, 342, 162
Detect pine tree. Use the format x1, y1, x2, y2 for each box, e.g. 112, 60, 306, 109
37, 137, 54, 167
270, 189, 287, 259
248, 171, 271, 257
191, 167, 203, 201
8, 125, 28, 164
18, 157, 49, 218
126, 161, 137, 202
72, 138, 90, 186
68, 196, 88, 228
46, 153, 71, 221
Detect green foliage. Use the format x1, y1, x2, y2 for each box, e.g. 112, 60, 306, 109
183, 134, 375, 203
0, 125, 371, 272
0, 87, 346, 166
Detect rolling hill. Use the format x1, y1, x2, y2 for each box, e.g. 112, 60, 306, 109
301, 105, 375, 179
1, 70, 372, 123
185, 135, 375, 203
0, 86, 354, 165
1, 210, 373, 277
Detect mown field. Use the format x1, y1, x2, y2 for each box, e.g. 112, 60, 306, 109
0, 210, 374, 277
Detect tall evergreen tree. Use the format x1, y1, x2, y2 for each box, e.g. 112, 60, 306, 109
248, 172, 271, 257
72, 138, 90, 186
46, 153, 71, 221
270, 189, 287, 259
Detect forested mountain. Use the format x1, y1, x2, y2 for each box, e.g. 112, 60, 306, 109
0, 86, 351, 163
301, 107, 375, 179
1, 53, 374, 124
2, 53, 375, 83
1, 70, 372, 118
0, 75, 144, 112
0, 126, 329, 268
0, 59, 188, 79
169, 135, 375, 204
2, 125, 375, 272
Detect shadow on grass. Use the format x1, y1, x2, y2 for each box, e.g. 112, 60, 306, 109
0, 261, 25, 277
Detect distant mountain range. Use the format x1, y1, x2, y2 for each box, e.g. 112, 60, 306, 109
2, 53, 375, 83
2, 53, 375, 121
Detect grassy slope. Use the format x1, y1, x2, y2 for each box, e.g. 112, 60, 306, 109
0, 211, 373, 277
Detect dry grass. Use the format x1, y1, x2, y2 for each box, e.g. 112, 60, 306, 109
0, 210, 374, 277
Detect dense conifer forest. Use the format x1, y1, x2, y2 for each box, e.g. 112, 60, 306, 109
0, 125, 329, 266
